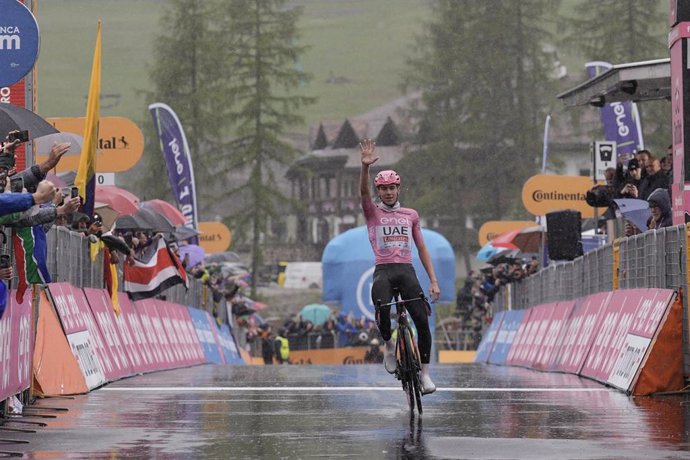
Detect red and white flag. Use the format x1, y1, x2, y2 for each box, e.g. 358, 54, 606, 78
123, 238, 188, 301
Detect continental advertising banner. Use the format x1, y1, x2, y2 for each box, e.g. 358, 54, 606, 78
522, 175, 600, 218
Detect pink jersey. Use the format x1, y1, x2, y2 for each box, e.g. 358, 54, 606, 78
362, 197, 423, 265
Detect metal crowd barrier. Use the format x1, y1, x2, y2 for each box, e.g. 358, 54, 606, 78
44, 226, 226, 322
494, 223, 689, 372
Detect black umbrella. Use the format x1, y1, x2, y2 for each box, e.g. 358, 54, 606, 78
174, 225, 202, 241
115, 213, 154, 231
0, 104, 59, 141
488, 248, 521, 266
134, 208, 175, 233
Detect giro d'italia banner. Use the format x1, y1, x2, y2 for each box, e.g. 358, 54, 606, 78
148, 102, 199, 243
0, 0, 40, 87
585, 61, 644, 162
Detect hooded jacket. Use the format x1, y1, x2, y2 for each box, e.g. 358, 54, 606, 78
646, 188, 672, 229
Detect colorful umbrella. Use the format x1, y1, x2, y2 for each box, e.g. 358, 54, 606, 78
613, 198, 651, 232
95, 185, 140, 216
141, 199, 187, 226
178, 244, 206, 268
476, 241, 510, 262
299, 303, 331, 326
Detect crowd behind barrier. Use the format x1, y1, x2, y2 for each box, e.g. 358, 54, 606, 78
1, 224, 236, 417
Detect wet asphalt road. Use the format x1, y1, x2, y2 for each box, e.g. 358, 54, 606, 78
5, 363, 690, 459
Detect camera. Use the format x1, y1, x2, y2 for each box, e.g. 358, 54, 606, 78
10, 176, 23, 193
0, 254, 11, 269
7, 130, 29, 143
71, 187, 79, 199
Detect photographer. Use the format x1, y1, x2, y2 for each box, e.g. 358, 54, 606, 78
618, 159, 642, 198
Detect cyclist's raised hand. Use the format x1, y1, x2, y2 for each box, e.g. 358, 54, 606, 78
359, 138, 378, 165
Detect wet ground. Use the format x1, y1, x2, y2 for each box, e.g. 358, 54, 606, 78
4, 363, 690, 459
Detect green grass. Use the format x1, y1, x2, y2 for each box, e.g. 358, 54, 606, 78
35, 0, 430, 131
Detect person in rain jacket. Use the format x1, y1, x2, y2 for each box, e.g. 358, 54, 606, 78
646, 188, 672, 230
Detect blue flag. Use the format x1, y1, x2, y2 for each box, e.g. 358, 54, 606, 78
586, 61, 644, 162
148, 103, 199, 244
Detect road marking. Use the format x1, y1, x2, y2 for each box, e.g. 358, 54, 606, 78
102, 386, 610, 393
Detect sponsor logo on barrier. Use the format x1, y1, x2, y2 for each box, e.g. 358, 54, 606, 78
343, 355, 364, 365
17, 314, 29, 385
0, 318, 10, 391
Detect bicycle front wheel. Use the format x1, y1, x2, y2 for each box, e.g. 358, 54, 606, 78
401, 326, 422, 415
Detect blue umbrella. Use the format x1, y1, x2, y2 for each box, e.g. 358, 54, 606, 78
476, 241, 510, 262
613, 198, 651, 232
299, 303, 332, 326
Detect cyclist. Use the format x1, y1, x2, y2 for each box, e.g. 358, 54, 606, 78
359, 138, 441, 394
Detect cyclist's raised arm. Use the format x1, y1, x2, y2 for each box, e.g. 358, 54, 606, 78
359, 138, 378, 198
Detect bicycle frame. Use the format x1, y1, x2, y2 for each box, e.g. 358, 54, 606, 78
377, 291, 429, 415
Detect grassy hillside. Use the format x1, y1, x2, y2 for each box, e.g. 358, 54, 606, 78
35, 0, 431, 131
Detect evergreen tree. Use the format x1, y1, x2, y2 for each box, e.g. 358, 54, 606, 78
212, 0, 315, 295
400, 0, 559, 271
563, 0, 669, 153
127, 0, 225, 207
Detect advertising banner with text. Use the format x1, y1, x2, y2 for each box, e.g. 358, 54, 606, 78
188, 306, 224, 364
488, 310, 527, 365
118, 295, 158, 373
48, 283, 106, 389
0, 290, 32, 402
474, 311, 504, 363
522, 175, 600, 218
551, 293, 610, 374
532, 300, 575, 371
83, 288, 133, 381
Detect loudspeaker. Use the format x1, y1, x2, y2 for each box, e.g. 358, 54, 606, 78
546, 210, 583, 261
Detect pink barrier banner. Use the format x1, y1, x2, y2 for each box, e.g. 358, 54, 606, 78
1, 290, 32, 402
158, 300, 206, 365
604, 289, 675, 391
152, 301, 185, 365
167, 302, 206, 365
580, 289, 673, 384
504, 308, 533, 366
552, 292, 610, 374
134, 299, 175, 369
532, 300, 575, 371
83, 288, 134, 381
118, 296, 158, 373
49, 283, 107, 389
507, 304, 555, 368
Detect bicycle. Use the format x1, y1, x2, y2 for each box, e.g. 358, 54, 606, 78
376, 289, 430, 415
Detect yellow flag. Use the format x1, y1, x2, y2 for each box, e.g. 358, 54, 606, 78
110, 262, 120, 316
75, 21, 101, 217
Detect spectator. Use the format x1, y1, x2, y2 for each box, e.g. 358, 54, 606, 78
636, 149, 652, 179
274, 328, 290, 364
618, 159, 642, 198
638, 156, 669, 200
363, 338, 384, 363
646, 188, 672, 230
259, 324, 274, 365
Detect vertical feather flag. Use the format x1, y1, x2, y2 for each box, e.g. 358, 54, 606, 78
75, 21, 101, 218
13, 225, 50, 303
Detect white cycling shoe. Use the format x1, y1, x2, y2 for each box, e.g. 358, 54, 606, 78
421, 363, 436, 395
384, 339, 396, 374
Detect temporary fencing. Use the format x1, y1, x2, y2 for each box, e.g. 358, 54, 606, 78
1, 226, 244, 423
477, 288, 683, 395
485, 223, 690, 391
